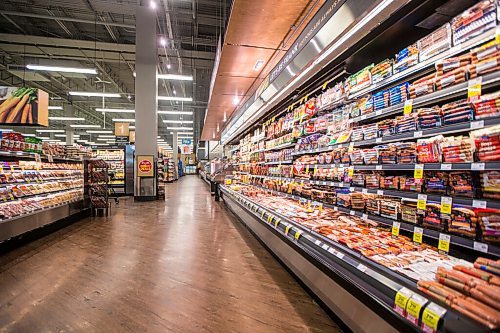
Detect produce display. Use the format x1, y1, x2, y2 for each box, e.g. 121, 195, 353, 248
227, 2, 500, 331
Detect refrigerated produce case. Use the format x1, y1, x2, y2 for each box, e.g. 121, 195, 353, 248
220, 1, 500, 332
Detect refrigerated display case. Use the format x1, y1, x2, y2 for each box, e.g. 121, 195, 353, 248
220, 1, 500, 332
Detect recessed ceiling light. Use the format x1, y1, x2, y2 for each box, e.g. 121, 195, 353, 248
173, 90, 176, 95
254, 60, 265, 71
150, 1, 156, 9
232, 96, 240, 106
166, 64, 171, 69
162, 120, 193, 124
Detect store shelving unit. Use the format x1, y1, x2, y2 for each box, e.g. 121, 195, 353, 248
222, 3, 500, 332
87, 159, 109, 217
92, 148, 125, 194
0, 151, 87, 243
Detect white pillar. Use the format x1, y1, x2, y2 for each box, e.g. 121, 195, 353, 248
65, 104, 75, 145
134, 5, 158, 200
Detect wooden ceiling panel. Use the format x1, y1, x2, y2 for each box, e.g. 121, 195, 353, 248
212, 75, 256, 96
217, 45, 276, 78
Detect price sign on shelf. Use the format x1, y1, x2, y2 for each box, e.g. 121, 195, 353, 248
414, 164, 424, 180
394, 287, 413, 316
421, 302, 447, 333
405, 294, 428, 326
34, 153, 41, 163
413, 227, 423, 245
440, 197, 452, 215
391, 221, 401, 238
467, 77, 482, 101
438, 233, 451, 255
417, 194, 427, 211
285, 224, 292, 236
47, 155, 54, 163
294, 230, 303, 240
403, 99, 413, 114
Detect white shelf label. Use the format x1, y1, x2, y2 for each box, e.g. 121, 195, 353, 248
376, 138, 383, 143
473, 241, 488, 253
377, 190, 384, 195
413, 131, 423, 138
333, 206, 338, 212
335, 252, 345, 260
362, 189, 368, 194
321, 244, 329, 251
360, 115, 367, 120
362, 213, 368, 220
327, 247, 336, 255
322, 181, 327, 185
314, 239, 321, 246
376, 165, 382, 170
471, 163, 485, 171
357, 263, 367, 272
470, 120, 484, 130
472, 200, 487, 208
375, 110, 383, 116
350, 210, 356, 216
440, 163, 452, 170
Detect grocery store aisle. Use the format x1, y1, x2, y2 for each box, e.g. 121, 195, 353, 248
0, 176, 341, 333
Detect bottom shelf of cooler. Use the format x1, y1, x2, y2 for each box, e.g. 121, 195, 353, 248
220, 186, 492, 333
0, 199, 88, 243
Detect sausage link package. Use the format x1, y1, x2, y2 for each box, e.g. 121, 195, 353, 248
451, 0, 497, 45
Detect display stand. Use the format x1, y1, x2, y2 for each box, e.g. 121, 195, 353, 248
86, 159, 110, 217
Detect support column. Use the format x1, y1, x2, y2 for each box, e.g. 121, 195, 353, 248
172, 132, 178, 178
134, 5, 158, 201
65, 105, 75, 145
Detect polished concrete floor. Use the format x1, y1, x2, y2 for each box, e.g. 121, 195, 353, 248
0, 176, 341, 333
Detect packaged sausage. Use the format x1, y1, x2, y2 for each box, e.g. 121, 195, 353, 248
468, 54, 500, 78
434, 67, 467, 91
473, 91, 500, 120
471, 125, 500, 162
418, 23, 452, 62
449, 206, 477, 238
435, 54, 472, 76
409, 73, 435, 98
394, 44, 419, 73
480, 171, 500, 200
371, 59, 393, 84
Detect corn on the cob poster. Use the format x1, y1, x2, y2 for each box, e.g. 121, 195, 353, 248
0, 87, 49, 126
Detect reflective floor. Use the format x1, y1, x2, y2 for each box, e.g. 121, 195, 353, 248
0, 176, 341, 333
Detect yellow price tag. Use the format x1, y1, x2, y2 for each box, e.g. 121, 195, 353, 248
267, 215, 273, 223
285, 225, 292, 235
438, 233, 450, 254
417, 194, 427, 211
394, 288, 412, 314
347, 167, 354, 178
294, 230, 302, 240
468, 77, 482, 101
305, 165, 309, 173
313, 165, 318, 176
10, 165, 15, 171
403, 99, 413, 114
261, 211, 265, 218
405, 294, 427, 324
414, 164, 424, 179
413, 227, 423, 244
0, 166, 3, 172
391, 221, 400, 238
440, 197, 452, 215
274, 219, 280, 228
348, 142, 354, 153
318, 203, 323, 211
422, 303, 446, 331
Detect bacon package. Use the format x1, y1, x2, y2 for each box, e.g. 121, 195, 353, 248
434, 67, 467, 91
471, 125, 500, 162
409, 73, 435, 98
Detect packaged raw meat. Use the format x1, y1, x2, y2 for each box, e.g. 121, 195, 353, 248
394, 44, 419, 73
449, 206, 477, 238
476, 209, 500, 244
472, 91, 500, 120
468, 54, 500, 78
425, 171, 448, 194
409, 73, 435, 98
480, 171, 500, 200
471, 125, 500, 162
451, 0, 497, 45
395, 114, 417, 134
373, 89, 390, 111
418, 23, 452, 62
389, 82, 409, 105
434, 67, 467, 91
470, 40, 499, 63
423, 202, 445, 231
440, 136, 474, 163
371, 59, 393, 84
401, 199, 419, 224
441, 99, 475, 125
449, 171, 475, 198
397, 142, 418, 164
435, 54, 472, 76
345, 64, 373, 95
417, 136, 443, 163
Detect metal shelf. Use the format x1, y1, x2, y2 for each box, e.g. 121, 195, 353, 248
293, 116, 500, 156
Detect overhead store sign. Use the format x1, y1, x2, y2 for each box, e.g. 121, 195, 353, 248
0, 86, 48, 126
181, 138, 192, 145
129, 131, 135, 143
115, 122, 130, 136
137, 155, 154, 177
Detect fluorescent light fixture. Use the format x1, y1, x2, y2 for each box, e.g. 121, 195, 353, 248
158, 110, 193, 115
0, 129, 13, 132
48, 106, 63, 110
23, 133, 37, 137
167, 127, 193, 130
54, 134, 67, 138
36, 129, 65, 133
129, 126, 135, 129
92, 143, 108, 146
70, 124, 101, 128
254, 60, 265, 71
157, 74, 193, 81
160, 38, 167, 47
86, 130, 113, 134
76, 139, 88, 143
49, 116, 85, 121
158, 96, 192, 102
150, 1, 156, 9
98, 135, 115, 138
96, 108, 135, 113
162, 120, 193, 124
112, 118, 135, 122
27, 64, 97, 75
233, 96, 240, 106
166, 64, 171, 69
97, 138, 113, 141
69, 91, 121, 98
170, 132, 193, 135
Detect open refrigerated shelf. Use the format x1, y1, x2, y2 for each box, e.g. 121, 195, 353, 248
220, 185, 489, 333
